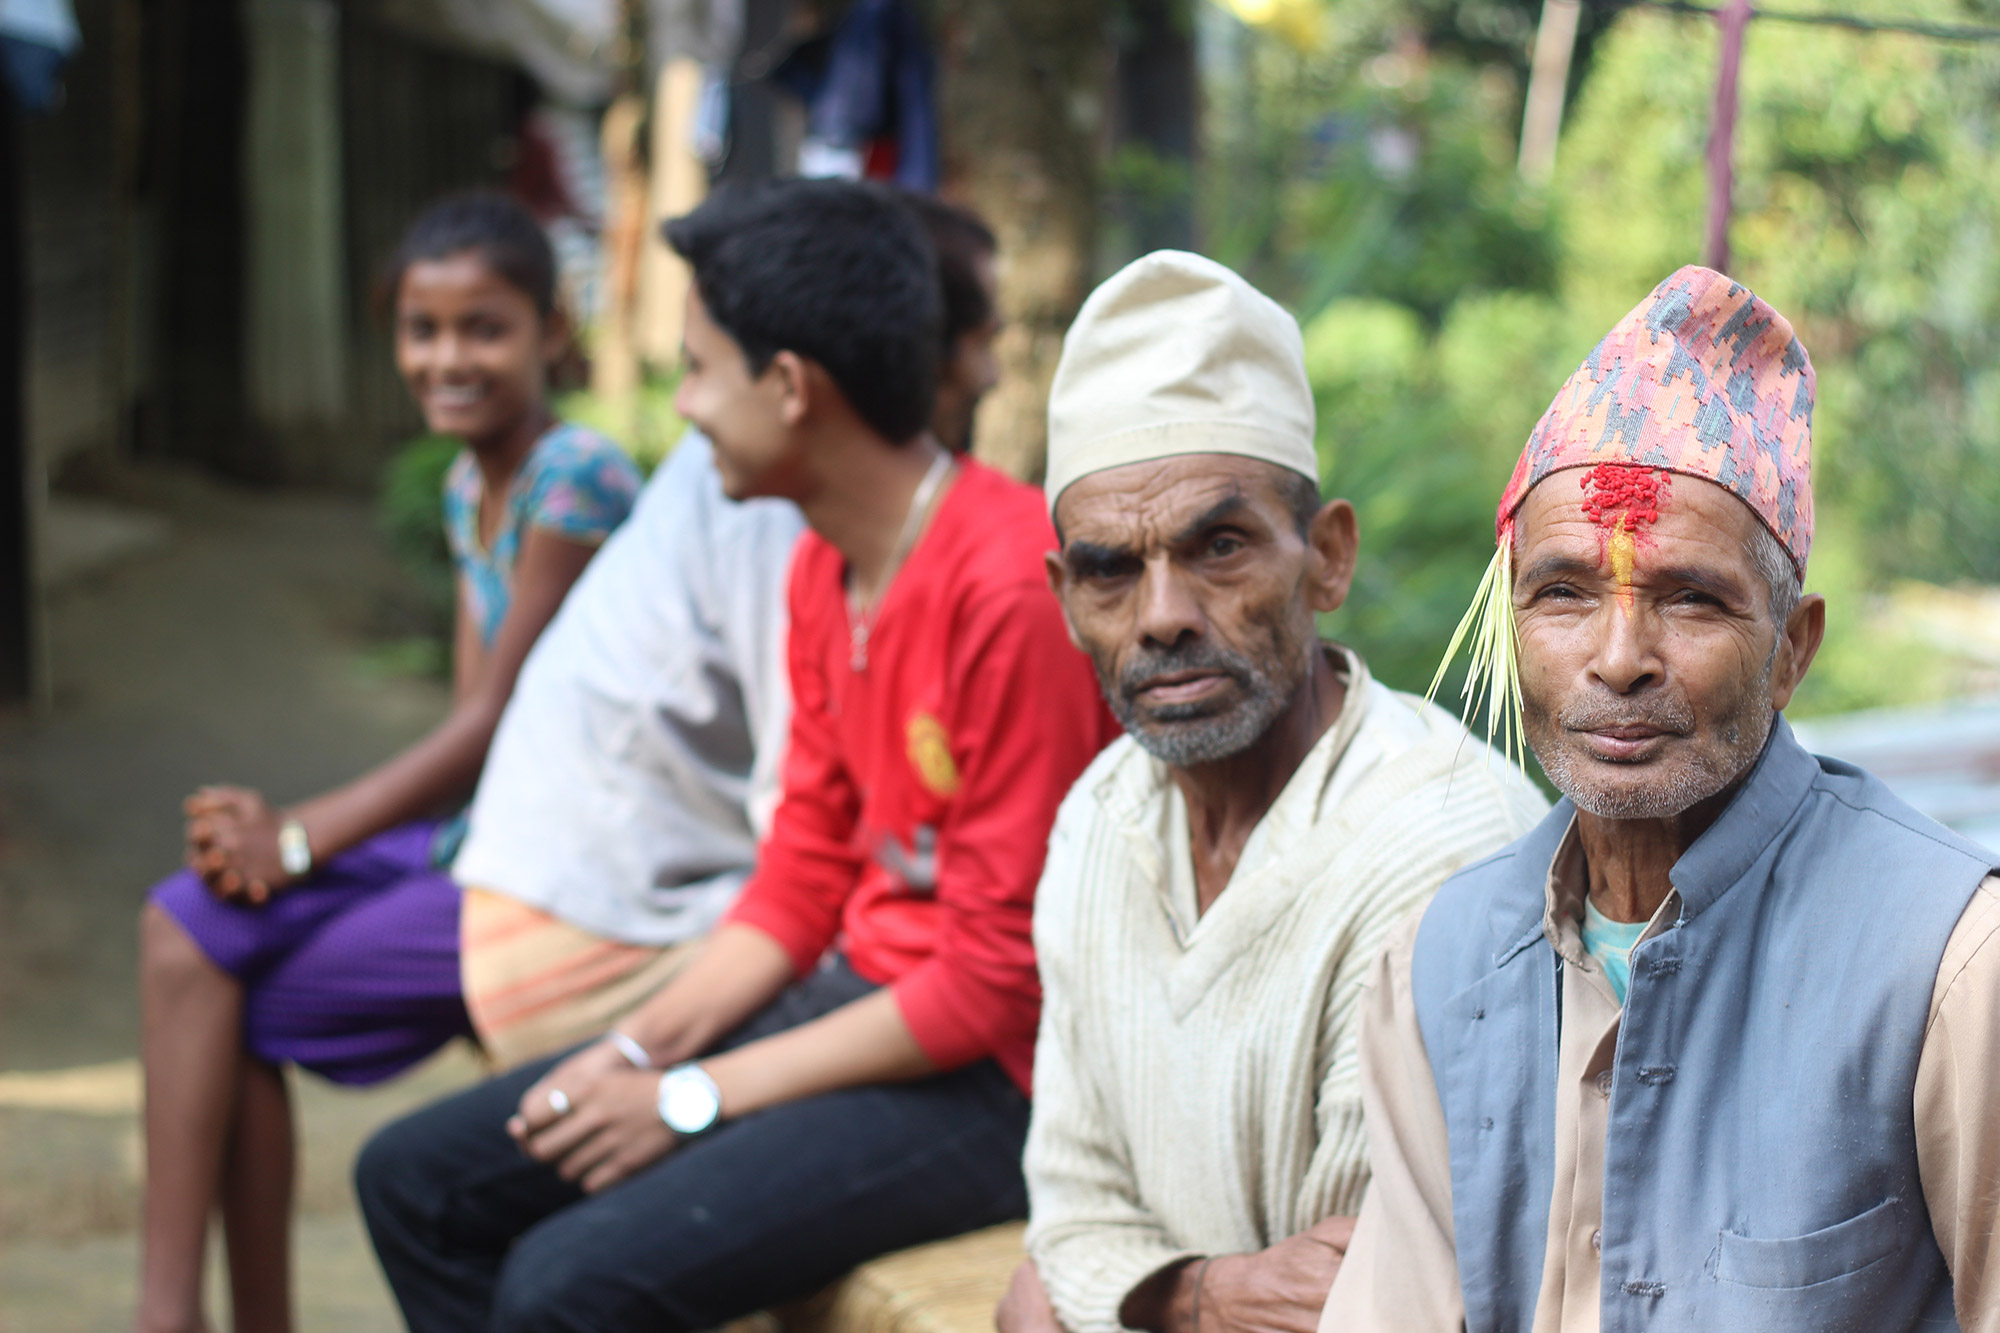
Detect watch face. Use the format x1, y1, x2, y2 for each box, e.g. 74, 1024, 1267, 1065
659, 1070, 720, 1134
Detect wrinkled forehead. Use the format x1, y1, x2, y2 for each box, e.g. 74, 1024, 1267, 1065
1055, 454, 1296, 547
1512, 466, 1764, 553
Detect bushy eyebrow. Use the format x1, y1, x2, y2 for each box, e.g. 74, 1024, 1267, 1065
1517, 553, 1597, 587
1063, 490, 1260, 579
1169, 492, 1253, 546
1063, 541, 1138, 579
1652, 563, 1751, 603
1517, 552, 1752, 604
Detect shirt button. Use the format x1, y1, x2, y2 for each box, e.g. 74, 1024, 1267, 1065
1595, 1070, 1614, 1096
1591, 1228, 1603, 1254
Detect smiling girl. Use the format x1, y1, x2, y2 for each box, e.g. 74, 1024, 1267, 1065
133, 194, 639, 1333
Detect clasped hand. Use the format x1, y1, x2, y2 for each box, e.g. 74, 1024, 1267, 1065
1196, 1215, 1356, 1333
1002, 1214, 1356, 1333
510, 1042, 680, 1193
183, 785, 289, 904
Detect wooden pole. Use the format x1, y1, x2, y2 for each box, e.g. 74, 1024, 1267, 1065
1518, 0, 1583, 184
591, 94, 648, 413
636, 58, 707, 371
1703, 0, 1752, 271
0, 95, 32, 704
589, 0, 647, 433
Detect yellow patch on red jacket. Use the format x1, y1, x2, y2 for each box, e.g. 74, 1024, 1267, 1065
906, 713, 961, 798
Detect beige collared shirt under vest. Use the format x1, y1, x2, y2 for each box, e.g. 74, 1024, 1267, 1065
1319, 816, 2000, 1333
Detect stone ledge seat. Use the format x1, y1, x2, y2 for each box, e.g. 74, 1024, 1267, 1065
756, 1222, 1026, 1333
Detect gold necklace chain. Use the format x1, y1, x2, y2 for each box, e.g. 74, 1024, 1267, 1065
847, 450, 955, 673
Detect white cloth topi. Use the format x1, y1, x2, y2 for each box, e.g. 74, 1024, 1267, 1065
1044, 250, 1318, 515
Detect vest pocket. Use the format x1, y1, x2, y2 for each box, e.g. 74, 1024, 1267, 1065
1713, 1196, 1910, 1289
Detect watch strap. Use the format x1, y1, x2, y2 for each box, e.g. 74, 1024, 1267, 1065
277, 818, 313, 878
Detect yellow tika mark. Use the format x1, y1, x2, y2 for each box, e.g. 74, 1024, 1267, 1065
1608, 515, 1637, 615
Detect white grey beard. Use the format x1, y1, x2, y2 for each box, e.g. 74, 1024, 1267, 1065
1539, 699, 1774, 820
1119, 682, 1291, 768
1543, 747, 1732, 819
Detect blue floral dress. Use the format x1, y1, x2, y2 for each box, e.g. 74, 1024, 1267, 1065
443, 423, 644, 647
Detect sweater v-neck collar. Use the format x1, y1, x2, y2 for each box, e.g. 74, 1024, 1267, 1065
1099, 646, 1376, 1011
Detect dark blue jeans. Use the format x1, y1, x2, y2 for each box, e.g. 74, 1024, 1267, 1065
355, 959, 1030, 1333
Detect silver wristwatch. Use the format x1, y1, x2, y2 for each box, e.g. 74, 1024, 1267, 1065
655, 1063, 722, 1135
277, 818, 313, 877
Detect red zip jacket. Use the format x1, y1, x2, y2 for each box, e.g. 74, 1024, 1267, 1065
724, 459, 1118, 1095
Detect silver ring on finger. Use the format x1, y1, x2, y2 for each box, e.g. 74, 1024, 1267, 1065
546, 1087, 571, 1117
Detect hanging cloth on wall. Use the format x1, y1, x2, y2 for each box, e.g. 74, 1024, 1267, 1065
772, 0, 938, 192
0, 0, 79, 113
643, 0, 747, 170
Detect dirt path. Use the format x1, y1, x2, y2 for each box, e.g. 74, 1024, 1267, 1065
0, 465, 480, 1328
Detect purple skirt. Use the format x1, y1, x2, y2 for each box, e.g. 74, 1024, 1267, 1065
151, 820, 472, 1086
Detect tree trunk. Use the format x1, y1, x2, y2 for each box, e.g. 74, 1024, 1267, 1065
1517, 0, 1581, 185
1110, 0, 1196, 256
934, 0, 1110, 483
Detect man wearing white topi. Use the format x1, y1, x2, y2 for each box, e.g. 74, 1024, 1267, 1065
997, 251, 1548, 1333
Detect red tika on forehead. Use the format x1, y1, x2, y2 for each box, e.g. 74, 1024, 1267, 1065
1581, 464, 1668, 530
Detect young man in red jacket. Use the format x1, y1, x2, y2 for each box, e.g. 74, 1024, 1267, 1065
357, 179, 1117, 1332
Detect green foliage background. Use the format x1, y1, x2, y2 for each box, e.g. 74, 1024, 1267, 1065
1205, 0, 2000, 714
378, 433, 463, 634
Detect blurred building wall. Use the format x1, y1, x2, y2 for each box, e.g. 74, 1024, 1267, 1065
244, 0, 351, 471
14, 0, 521, 494
337, 9, 521, 485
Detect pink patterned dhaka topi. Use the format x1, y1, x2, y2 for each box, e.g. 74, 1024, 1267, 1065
1497, 265, 1815, 577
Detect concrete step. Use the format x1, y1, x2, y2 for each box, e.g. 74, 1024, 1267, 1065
0, 1045, 482, 1327
0, 1211, 395, 1332
0, 1046, 482, 1245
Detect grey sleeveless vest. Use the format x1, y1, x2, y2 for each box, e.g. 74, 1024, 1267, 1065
1412, 718, 1991, 1333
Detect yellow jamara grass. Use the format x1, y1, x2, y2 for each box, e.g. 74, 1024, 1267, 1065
1425, 537, 1527, 771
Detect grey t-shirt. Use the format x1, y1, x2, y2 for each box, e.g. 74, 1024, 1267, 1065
452, 431, 804, 945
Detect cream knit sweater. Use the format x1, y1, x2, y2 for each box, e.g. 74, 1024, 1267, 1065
1024, 652, 1548, 1333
